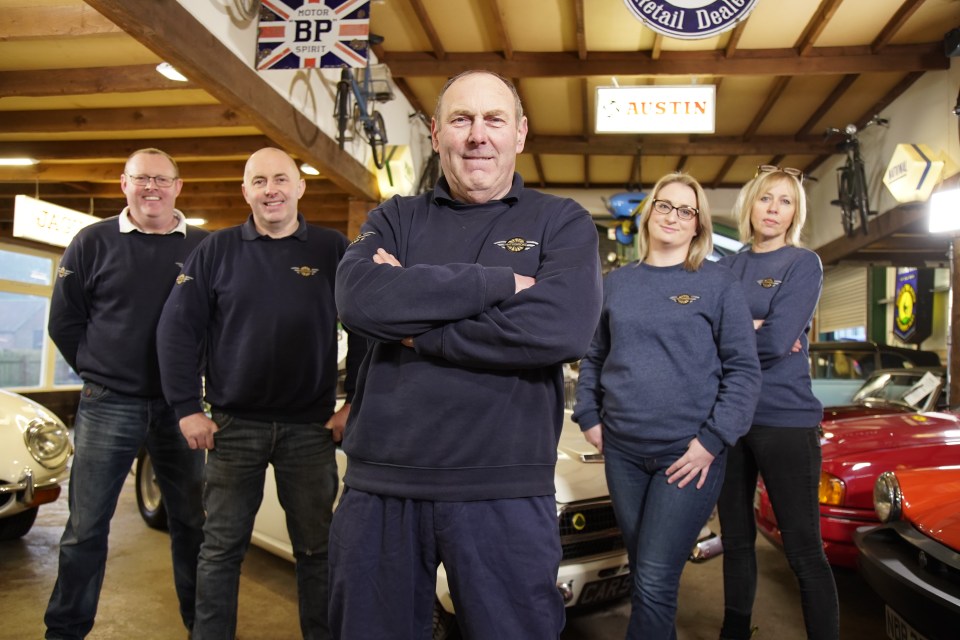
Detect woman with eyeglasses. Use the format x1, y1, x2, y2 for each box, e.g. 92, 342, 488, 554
573, 172, 761, 639
716, 166, 839, 640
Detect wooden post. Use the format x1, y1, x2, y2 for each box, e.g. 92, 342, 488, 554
347, 199, 377, 242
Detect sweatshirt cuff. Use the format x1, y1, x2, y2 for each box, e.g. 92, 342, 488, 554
173, 399, 206, 421
483, 266, 517, 308
574, 411, 602, 432
696, 429, 725, 457
413, 326, 443, 358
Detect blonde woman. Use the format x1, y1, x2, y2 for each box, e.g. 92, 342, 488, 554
717, 166, 839, 640
574, 173, 760, 639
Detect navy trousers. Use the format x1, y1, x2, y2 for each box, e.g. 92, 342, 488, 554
328, 488, 566, 640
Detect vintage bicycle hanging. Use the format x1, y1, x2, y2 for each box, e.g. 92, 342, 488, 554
825, 115, 889, 238
334, 34, 392, 169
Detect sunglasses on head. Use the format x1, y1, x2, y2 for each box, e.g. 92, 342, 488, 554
756, 164, 804, 183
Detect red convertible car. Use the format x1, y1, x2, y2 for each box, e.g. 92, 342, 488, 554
855, 466, 960, 640
754, 402, 960, 569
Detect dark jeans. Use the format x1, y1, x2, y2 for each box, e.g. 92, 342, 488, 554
192, 413, 338, 640
45, 382, 204, 640
328, 489, 565, 640
603, 442, 727, 640
717, 425, 839, 640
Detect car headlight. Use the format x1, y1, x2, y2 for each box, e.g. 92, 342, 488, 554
818, 470, 845, 506
24, 419, 72, 470
873, 471, 902, 523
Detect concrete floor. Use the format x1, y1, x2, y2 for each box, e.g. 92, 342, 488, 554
0, 476, 888, 640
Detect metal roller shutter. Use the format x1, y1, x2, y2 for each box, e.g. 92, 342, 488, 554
818, 265, 867, 334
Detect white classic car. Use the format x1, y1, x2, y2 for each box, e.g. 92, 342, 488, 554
0, 389, 73, 540
136, 411, 720, 638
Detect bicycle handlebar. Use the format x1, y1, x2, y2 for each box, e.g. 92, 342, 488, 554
824, 115, 888, 140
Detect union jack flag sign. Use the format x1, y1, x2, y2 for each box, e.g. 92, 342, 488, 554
256, 0, 371, 70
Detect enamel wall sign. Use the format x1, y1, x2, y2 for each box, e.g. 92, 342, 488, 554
623, 0, 761, 40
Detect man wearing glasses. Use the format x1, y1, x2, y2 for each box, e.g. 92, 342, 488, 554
45, 148, 208, 639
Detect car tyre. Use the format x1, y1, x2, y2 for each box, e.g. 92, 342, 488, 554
0, 506, 38, 540
135, 449, 168, 530
432, 598, 460, 640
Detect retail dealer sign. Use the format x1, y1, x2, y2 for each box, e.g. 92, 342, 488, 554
596, 85, 716, 134
623, 0, 760, 39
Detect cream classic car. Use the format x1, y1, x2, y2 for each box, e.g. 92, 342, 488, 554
0, 389, 72, 540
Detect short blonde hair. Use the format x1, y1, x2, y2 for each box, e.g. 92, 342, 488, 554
635, 172, 713, 271
734, 171, 807, 246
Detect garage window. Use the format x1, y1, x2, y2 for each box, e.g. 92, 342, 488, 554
0, 243, 80, 390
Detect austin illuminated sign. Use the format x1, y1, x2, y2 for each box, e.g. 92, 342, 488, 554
595, 85, 716, 134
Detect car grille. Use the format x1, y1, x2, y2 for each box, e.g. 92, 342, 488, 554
557, 499, 625, 561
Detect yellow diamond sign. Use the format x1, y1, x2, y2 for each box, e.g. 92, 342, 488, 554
883, 143, 947, 204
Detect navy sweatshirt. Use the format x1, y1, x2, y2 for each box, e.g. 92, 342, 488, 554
335, 174, 603, 501
49, 213, 208, 397
572, 261, 761, 457
720, 245, 823, 427
157, 215, 362, 423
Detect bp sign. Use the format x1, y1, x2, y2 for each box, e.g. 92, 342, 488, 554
623, 0, 760, 39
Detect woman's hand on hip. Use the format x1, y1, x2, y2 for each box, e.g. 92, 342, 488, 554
582, 424, 603, 453
666, 437, 716, 489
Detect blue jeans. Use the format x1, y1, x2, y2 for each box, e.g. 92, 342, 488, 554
329, 489, 565, 640
192, 413, 338, 640
717, 425, 839, 640
45, 382, 204, 640
604, 441, 727, 640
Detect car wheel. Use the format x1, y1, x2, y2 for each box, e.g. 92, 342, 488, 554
432, 598, 460, 640
0, 507, 38, 540
135, 449, 168, 530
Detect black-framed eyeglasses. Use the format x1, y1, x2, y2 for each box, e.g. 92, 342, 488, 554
126, 174, 178, 188
756, 164, 804, 183
652, 199, 698, 221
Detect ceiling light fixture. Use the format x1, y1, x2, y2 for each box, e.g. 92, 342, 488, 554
300, 163, 320, 176
0, 157, 39, 166
156, 62, 188, 82
185, 217, 207, 226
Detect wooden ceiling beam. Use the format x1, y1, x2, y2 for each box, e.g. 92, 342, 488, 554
0, 65, 198, 97
84, 0, 378, 202
796, 0, 845, 56
0, 136, 276, 161
2, 5, 122, 39
0, 161, 248, 182
490, 0, 514, 60
743, 76, 791, 140
380, 43, 947, 77
574, 0, 587, 61
796, 74, 858, 136
408, 0, 447, 60
3, 105, 250, 134
524, 135, 835, 156
872, 0, 928, 52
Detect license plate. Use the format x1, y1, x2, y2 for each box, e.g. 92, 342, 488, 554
577, 573, 632, 606
885, 605, 928, 640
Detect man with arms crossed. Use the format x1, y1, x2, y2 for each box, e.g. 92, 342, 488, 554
157, 147, 362, 640
45, 148, 206, 639
331, 70, 603, 639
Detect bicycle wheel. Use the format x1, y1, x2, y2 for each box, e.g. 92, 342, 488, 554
836, 169, 856, 238
417, 151, 440, 194
335, 74, 351, 150
366, 110, 388, 169
854, 161, 870, 235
